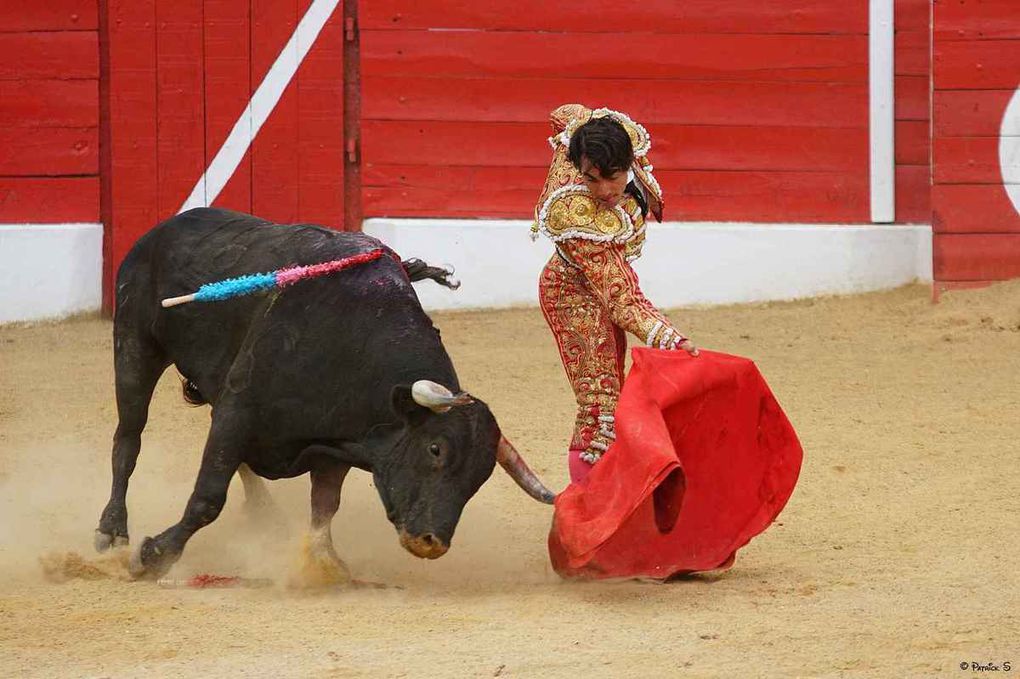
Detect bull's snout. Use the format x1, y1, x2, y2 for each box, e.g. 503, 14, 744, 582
399, 529, 449, 559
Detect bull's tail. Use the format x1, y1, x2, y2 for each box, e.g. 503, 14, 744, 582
401, 259, 460, 290
181, 377, 208, 406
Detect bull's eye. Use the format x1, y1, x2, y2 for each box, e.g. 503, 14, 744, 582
428, 443, 441, 457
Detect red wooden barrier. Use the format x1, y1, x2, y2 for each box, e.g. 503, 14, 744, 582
934, 234, 1020, 280
204, 0, 253, 213
295, 3, 345, 225
933, 186, 1020, 234
936, 138, 1008, 184
0, 177, 99, 222
894, 0, 931, 224
155, 0, 205, 219
934, 0, 1020, 40
362, 0, 867, 35
362, 121, 867, 172
932, 0, 1020, 285
104, 0, 157, 305
0, 127, 97, 176
935, 41, 1020, 90
362, 32, 868, 82
363, 79, 868, 128
16, 0, 1020, 298
0, 80, 97, 129
0, 2, 100, 225
897, 166, 932, 224
250, 0, 301, 222
0, 33, 98, 80
0, 0, 98, 32
360, 2, 872, 223
103, 0, 347, 308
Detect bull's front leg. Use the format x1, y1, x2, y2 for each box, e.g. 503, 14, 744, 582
128, 425, 242, 579
290, 461, 351, 588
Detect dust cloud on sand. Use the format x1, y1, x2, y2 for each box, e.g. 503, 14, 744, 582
1, 282, 1018, 677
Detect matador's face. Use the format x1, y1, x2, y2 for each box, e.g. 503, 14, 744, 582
579, 156, 630, 209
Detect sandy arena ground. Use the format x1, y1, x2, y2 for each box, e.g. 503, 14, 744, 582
0, 281, 1018, 678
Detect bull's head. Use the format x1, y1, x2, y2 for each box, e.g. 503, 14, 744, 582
372, 380, 555, 560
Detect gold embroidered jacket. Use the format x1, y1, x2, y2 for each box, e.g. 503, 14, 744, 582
534, 104, 688, 464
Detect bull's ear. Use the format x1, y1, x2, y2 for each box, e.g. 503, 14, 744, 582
390, 384, 429, 425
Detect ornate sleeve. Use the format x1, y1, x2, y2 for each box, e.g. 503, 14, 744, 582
557, 238, 688, 349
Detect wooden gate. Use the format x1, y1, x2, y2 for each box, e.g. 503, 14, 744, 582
103, 0, 354, 308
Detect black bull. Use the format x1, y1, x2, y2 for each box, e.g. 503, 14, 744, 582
95, 208, 554, 579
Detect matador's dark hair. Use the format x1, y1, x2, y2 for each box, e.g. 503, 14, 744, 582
567, 116, 634, 178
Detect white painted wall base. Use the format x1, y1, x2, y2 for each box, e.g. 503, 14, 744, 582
365, 219, 934, 311
0, 220, 933, 323
0, 224, 103, 324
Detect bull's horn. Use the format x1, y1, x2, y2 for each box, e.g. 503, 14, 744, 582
411, 380, 474, 413
497, 436, 556, 505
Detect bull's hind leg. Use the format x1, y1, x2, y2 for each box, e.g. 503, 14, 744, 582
95, 332, 168, 552
128, 422, 242, 579
238, 463, 276, 513
236, 463, 287, 535
290, 461, 351, 588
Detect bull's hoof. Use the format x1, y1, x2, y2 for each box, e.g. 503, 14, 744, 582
287, 534, 352, 590
128, 537, 175, 580
94, 530, 129, 553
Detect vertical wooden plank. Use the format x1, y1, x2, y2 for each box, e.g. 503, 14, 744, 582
156, 0, 206, 217
204, 0, 252, 213
105, 0, 157, 299
99, 0, 113, 311
296, 2, 344, 228
894, 0, 930, 226
341, 0, 360, 231
251, 0, 300, 223
894, 0, 928, 35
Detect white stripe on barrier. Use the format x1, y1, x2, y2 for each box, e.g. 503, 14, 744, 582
1000, 87, 1020, 217
869, 0, 896, 223
178, 0, 341, 213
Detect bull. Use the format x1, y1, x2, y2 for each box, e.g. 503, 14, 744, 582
94, 207, 554, 579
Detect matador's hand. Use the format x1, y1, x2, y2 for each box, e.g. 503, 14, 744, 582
677, 338, 700, 357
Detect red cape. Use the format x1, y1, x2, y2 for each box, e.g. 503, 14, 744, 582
548, 349, 803, 579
